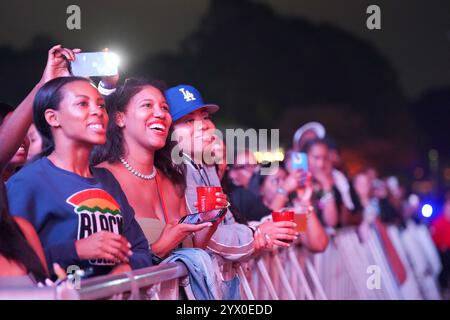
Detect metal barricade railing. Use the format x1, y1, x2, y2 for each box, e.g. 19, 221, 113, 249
0, 221, 442, 300
0, 262, 188, 300
399, 222, 441, 300
386, 225, 423, 299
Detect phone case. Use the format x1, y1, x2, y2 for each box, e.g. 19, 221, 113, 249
179, 208, 227, 225
290, 152, 308, 171
70, 52, 119, 77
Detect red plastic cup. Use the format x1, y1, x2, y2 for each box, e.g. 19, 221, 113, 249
271, 211, 295, 243
197, 186, 223, 211
271, 211, 295, 222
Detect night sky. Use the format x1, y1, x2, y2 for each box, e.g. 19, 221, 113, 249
1, 0, 449, 99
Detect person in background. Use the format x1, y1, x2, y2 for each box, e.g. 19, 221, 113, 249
372, 177, 402, 226
26, 124, 43, 161
302, 139, 339, 228
7, 76, 152, 277
0, 110, 30, 181
292, 121, 326, 152
352, 171, 378, 224
293, 123, 356, 221
227, 150, 261, 197
218, 141, 327, 252
0, 103, 30, 181
430, 196, 450, 293
259, 164, 329, 252
0, 180, 49, 285
215, 142, 298, 251
229, 149, 305, 215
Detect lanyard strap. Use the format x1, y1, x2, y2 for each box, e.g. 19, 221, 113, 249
183, 153, 212, 186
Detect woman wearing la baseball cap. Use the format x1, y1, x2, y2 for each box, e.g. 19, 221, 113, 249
166, 84, 256, 262
166, 84, 300, 259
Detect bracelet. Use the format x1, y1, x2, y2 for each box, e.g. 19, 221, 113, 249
98, 81, 117, 96
151, 253, 163, 265
248, 226, 257, 238
320, 190, 334, 203
295, 204, 315, 215
149, 244, 164, 264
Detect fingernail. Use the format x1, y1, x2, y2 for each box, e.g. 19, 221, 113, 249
127, 242, 132, 248
293, 223, 297, 227
128, 250, 133, 256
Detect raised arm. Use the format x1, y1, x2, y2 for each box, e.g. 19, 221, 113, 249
0, 45, 78, 171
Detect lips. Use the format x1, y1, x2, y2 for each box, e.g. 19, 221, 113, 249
147, 120, 167, 135
194, 133, 213, 142
16, 145, 26, 154
87, 122, 106, 134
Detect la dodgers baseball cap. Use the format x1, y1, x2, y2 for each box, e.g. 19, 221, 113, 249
165, 84, 219, 122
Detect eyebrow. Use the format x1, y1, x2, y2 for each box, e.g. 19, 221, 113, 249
139, 99, 154, 103
75, 95, 104, 102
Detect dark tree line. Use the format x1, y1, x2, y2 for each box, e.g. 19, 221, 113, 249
0, 0, 447, 177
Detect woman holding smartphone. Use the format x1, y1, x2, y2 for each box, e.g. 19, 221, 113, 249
92, 79, 215, 261
7, 76, 152, 277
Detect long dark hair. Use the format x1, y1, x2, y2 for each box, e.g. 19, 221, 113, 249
91, 78, 186, 189
33, 76, 94, 158
0, 181, 47, 282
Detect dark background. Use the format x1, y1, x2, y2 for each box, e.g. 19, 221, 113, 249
1, 0, 449, 196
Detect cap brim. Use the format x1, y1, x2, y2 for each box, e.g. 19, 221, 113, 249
293, 122, 326, 146
172, 104, 220, 122
201, 104, 219, 114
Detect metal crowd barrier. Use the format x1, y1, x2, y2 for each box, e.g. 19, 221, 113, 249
0, 262, 188, 300
237, 222, 442, 300
0, 221, 443, 300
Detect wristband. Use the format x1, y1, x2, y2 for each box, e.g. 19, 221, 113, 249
98, 80, 117, 96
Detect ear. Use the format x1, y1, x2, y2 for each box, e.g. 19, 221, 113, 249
115, 112, 125, 128
44, 109, 60, 128
171, 127, 184, 144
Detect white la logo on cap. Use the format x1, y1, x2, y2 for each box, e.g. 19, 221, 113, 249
179, 88, 196, 102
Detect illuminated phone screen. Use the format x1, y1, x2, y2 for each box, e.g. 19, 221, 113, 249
179, 208, 227, 225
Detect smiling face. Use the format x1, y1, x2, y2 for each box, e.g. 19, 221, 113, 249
9, 137, 30, 167
119, 85, 172, 152
46, 81, 108, 147
172, 108, 216, 159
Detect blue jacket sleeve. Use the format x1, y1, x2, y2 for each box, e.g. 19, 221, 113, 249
45, 240, 80, 270
6, 174, 39, 225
